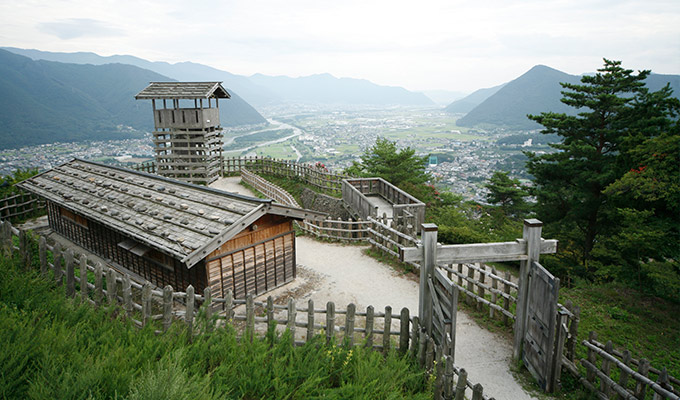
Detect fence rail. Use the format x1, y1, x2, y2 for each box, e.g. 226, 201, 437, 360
223, 156, 348, 195
0, 191, 45, 221
240, 167, 300, 207
576, 332, 679, 400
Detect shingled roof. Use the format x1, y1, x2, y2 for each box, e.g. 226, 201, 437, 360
18, 159, 320, 268
135, 82, 231, 100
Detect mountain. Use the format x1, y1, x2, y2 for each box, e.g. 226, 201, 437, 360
456, 65, 680, 129
248, 73, 435, 106
0, 50, 265, 149
3, 47, 436, 108
2, 47, 279, 107
422, 90, 468, 106
444, 83, 505, 114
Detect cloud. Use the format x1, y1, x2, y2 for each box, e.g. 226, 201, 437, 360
38, 18, 125, 40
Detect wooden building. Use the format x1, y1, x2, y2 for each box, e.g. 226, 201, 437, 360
19, 159, 324, 299
135, 82, 229, 185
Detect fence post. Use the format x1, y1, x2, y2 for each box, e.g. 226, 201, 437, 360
586, 331, 598, 384
203, 286, 213, 330
600, 340, 614, 396
490, 267, 498, 319
186, 285, 195, 336
326, 301, 335, 344
477, 264, 486, 311
79, 255, 88, 302
466, 265, 475, 306
0, 221, 11, 257
123, 274, 132, 316
444, 356, 454, 399
65, 249, 75, 298
94, 262, 103, 306
287, 298, 296, 345
449, 284, 459, 363
246, 293, 254, 342
163, 285, 173, 332
383, 305, 392, 354
106, 268, 116, 304
306, 299, 314, 341
454, 368, 467, 400
345, 303, 356, 346
365, 305, 374, 349
19, 229, 29, 270
54, 247, 63, 286
142, 282, 152, 326
39, 236, 47, 277
419, 223, 438, 337
634, 359, 650, 399
399, 307, 410, 355
471, 383, 484, 400
503, 271, 511, 326
513, 218, 543, 361
619, 350, 632, 395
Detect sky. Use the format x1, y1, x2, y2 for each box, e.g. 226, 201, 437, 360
1, 0, 678, 93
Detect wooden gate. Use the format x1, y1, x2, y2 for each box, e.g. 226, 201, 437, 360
523, 261, 560, 392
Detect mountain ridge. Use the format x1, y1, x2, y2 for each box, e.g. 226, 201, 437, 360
3, 47, 435, 107
0, 50, 265, 149
454, 65, 680, 129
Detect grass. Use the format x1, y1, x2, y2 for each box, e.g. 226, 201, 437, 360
0, 248, 434, 400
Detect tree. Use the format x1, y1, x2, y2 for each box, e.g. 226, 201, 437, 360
526, 59, 653, 264
484, 171, 529, 217
345, 138, 429, 187
526, 59, 680, 294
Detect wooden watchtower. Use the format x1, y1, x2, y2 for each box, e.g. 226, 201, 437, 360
135, 82, 230, 185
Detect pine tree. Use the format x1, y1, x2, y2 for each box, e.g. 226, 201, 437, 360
527, 59, 650, 264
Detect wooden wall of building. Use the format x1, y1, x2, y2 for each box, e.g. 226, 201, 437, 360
46, 202, 207, 292
206, 214, 295, 300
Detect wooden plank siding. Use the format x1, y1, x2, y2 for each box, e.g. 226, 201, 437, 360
46, 201, 207, 293
206, 214, 295, 300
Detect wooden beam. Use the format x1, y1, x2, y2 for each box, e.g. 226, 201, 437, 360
400, 238, 557, 264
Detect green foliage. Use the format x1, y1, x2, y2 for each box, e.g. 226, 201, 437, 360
559, 282, 680, 381
526, 59, 680, 299
0, 168, 39, 196
0, 253, 431, 400
345, 138, 429, 187
484, 171, 529, 218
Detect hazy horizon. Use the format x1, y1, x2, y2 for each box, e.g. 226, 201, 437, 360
1, 0, 678, 93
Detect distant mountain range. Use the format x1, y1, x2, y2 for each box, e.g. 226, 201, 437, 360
248, 73, 435, 106
444, 83, 505, 114
0, 49, 267, 149
449, 65, 680, 129
2, 47, 435, 108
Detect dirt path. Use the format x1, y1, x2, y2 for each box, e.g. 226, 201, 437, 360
210, 177, 536, 400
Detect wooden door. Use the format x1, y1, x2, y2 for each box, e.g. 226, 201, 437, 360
523, 261, 560, 392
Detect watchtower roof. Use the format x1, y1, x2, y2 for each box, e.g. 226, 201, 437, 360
135, 82, 231, 100
18, 159, 322, 268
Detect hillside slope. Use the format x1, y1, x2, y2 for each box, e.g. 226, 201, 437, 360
456, 65, 680, 129
444, 83, 505, 114
0, 50, 265, 149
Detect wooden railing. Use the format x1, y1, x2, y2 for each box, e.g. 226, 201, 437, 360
577, 332, 679, 399
223, 156, 348, 195
240, 167, 300, 207
0, 191, 45, 221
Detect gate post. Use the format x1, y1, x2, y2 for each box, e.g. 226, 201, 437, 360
419, 223, 438, 337
513, 219, 543, 361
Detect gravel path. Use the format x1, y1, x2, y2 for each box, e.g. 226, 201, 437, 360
210, 177, 536, 400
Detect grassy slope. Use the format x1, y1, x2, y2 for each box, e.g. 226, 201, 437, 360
0, 253, 432, 400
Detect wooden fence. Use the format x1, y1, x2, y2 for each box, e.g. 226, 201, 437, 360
240, 167, 301, 207
2, 219, 498, 400
131, 160, 156, 174
343, 177, 426, 229
573, 332, 679, 399
0, 191, 45, 221
223, 156, 348, 195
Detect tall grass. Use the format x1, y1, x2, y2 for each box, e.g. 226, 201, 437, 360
0, 253, 432, 400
